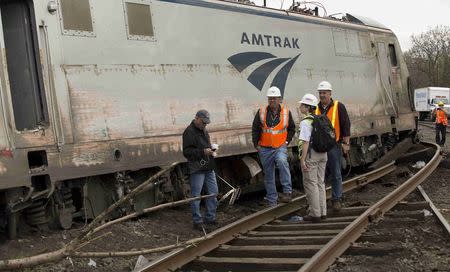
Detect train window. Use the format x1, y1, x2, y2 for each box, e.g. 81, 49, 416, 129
332, 29, 347, 55
388, 44, 398, 67
332, 28, 362, 57
124, 1, 155, 41
358, 32, 372, 57
60, 0, 95, 36
347, 31, 361, 56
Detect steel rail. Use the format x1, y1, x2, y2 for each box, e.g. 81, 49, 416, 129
417, 185, 450, 237
140, 162, 396, 272
299, 142, 442, 272
419, 121, 450, 134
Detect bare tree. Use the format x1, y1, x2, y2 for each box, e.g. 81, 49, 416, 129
405, 25, 450, 89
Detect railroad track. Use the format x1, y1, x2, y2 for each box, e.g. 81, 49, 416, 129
419, 121, 450, 134
327, 185, 450, 271
139, 142, 442, 272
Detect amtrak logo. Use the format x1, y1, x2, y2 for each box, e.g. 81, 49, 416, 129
228, 52, 301, 97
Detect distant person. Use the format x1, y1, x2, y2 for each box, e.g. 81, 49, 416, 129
316, 81, 351, 211
298, 94, 328, 223
252, 86, 296, 206
434, 101, 448, 147
182, 110, 218, 231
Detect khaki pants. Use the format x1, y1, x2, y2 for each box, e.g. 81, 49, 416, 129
302, 149, 328, 217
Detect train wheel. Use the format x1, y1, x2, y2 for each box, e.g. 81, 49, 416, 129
7, 211, 18, 239
55, 188, 74, 230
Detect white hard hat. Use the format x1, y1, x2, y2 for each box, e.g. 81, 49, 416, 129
267, 86, 282, 97
317, 81, 332, 91
299, 93, 319, 107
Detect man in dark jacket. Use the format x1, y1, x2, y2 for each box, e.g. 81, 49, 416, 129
182, 110, 218, 231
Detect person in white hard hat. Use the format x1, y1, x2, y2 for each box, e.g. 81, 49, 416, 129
298, 93, 327, 223
252, 86, 296, 206
315, 81, 351, 211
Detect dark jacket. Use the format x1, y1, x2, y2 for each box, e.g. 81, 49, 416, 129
317, 99, 351, 139
251, 105, 296, 148
182, 121, 215, 174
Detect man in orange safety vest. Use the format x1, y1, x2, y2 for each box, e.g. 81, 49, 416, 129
433, 101, 448, 147
252, 86, 296, 207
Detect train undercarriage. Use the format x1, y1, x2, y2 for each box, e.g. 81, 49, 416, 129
0, 128, 417, 239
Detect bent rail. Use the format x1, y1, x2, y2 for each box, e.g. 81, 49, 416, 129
140, 161, 397, 272
299, 142, 442, 272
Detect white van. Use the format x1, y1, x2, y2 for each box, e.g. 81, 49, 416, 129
414, 87, 450, 120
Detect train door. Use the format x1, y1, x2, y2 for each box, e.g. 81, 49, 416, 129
377, 42, 398, 116
0, 0, 55, 148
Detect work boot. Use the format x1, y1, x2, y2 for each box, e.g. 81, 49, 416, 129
259, 199, 277, 208
302, 215, 321, 223
279, 192, 292, 203
332, 200, 342, 212
321, 215, 327, 220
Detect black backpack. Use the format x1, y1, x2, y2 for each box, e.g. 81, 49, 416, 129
304, 114, 336, 153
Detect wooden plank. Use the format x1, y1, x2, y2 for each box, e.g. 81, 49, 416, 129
232, 235, 334, 245
318, 216, 358, 223
346, 244, 404, 256
385, 210, 425, 219
185, 256, 307, 272
208, 244, 322, 258
259, 222, 348, 231
358, 234, 404, 243
274, 215, 357, 224
248, 229, 341, 236
393, 201, 429, 211
328, 206, 369, 216
369, 138, 413, 169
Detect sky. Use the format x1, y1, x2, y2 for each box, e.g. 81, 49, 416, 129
253, 0, 450, 51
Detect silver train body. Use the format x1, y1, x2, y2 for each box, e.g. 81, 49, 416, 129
0, 0, 415, 235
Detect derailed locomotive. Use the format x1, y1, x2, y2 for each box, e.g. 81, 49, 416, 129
0, 0, 416, 237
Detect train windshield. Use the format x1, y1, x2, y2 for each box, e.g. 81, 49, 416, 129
432, 98, 449, 104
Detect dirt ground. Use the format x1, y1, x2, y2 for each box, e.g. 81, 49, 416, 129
1, 124, 448, 272
0, 197, 264, 272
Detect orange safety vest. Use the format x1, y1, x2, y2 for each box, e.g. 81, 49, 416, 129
436, 109, 448, 126
316, 100, 340, 142
258, 104, 289, 148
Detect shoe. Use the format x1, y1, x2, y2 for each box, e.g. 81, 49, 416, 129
321, 215, 327, 220
332, 200, 342, 211
279, 193, 292, 203
259, 200, 277, 208
193, 223, 206, 231
303, 215, 321, 223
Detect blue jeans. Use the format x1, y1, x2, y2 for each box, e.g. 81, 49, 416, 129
258, 146, 292, 205
189, 170, 218, 224
326, 144, 343, 201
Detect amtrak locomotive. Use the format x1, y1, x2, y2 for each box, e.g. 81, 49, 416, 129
0, 0, 416, 237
